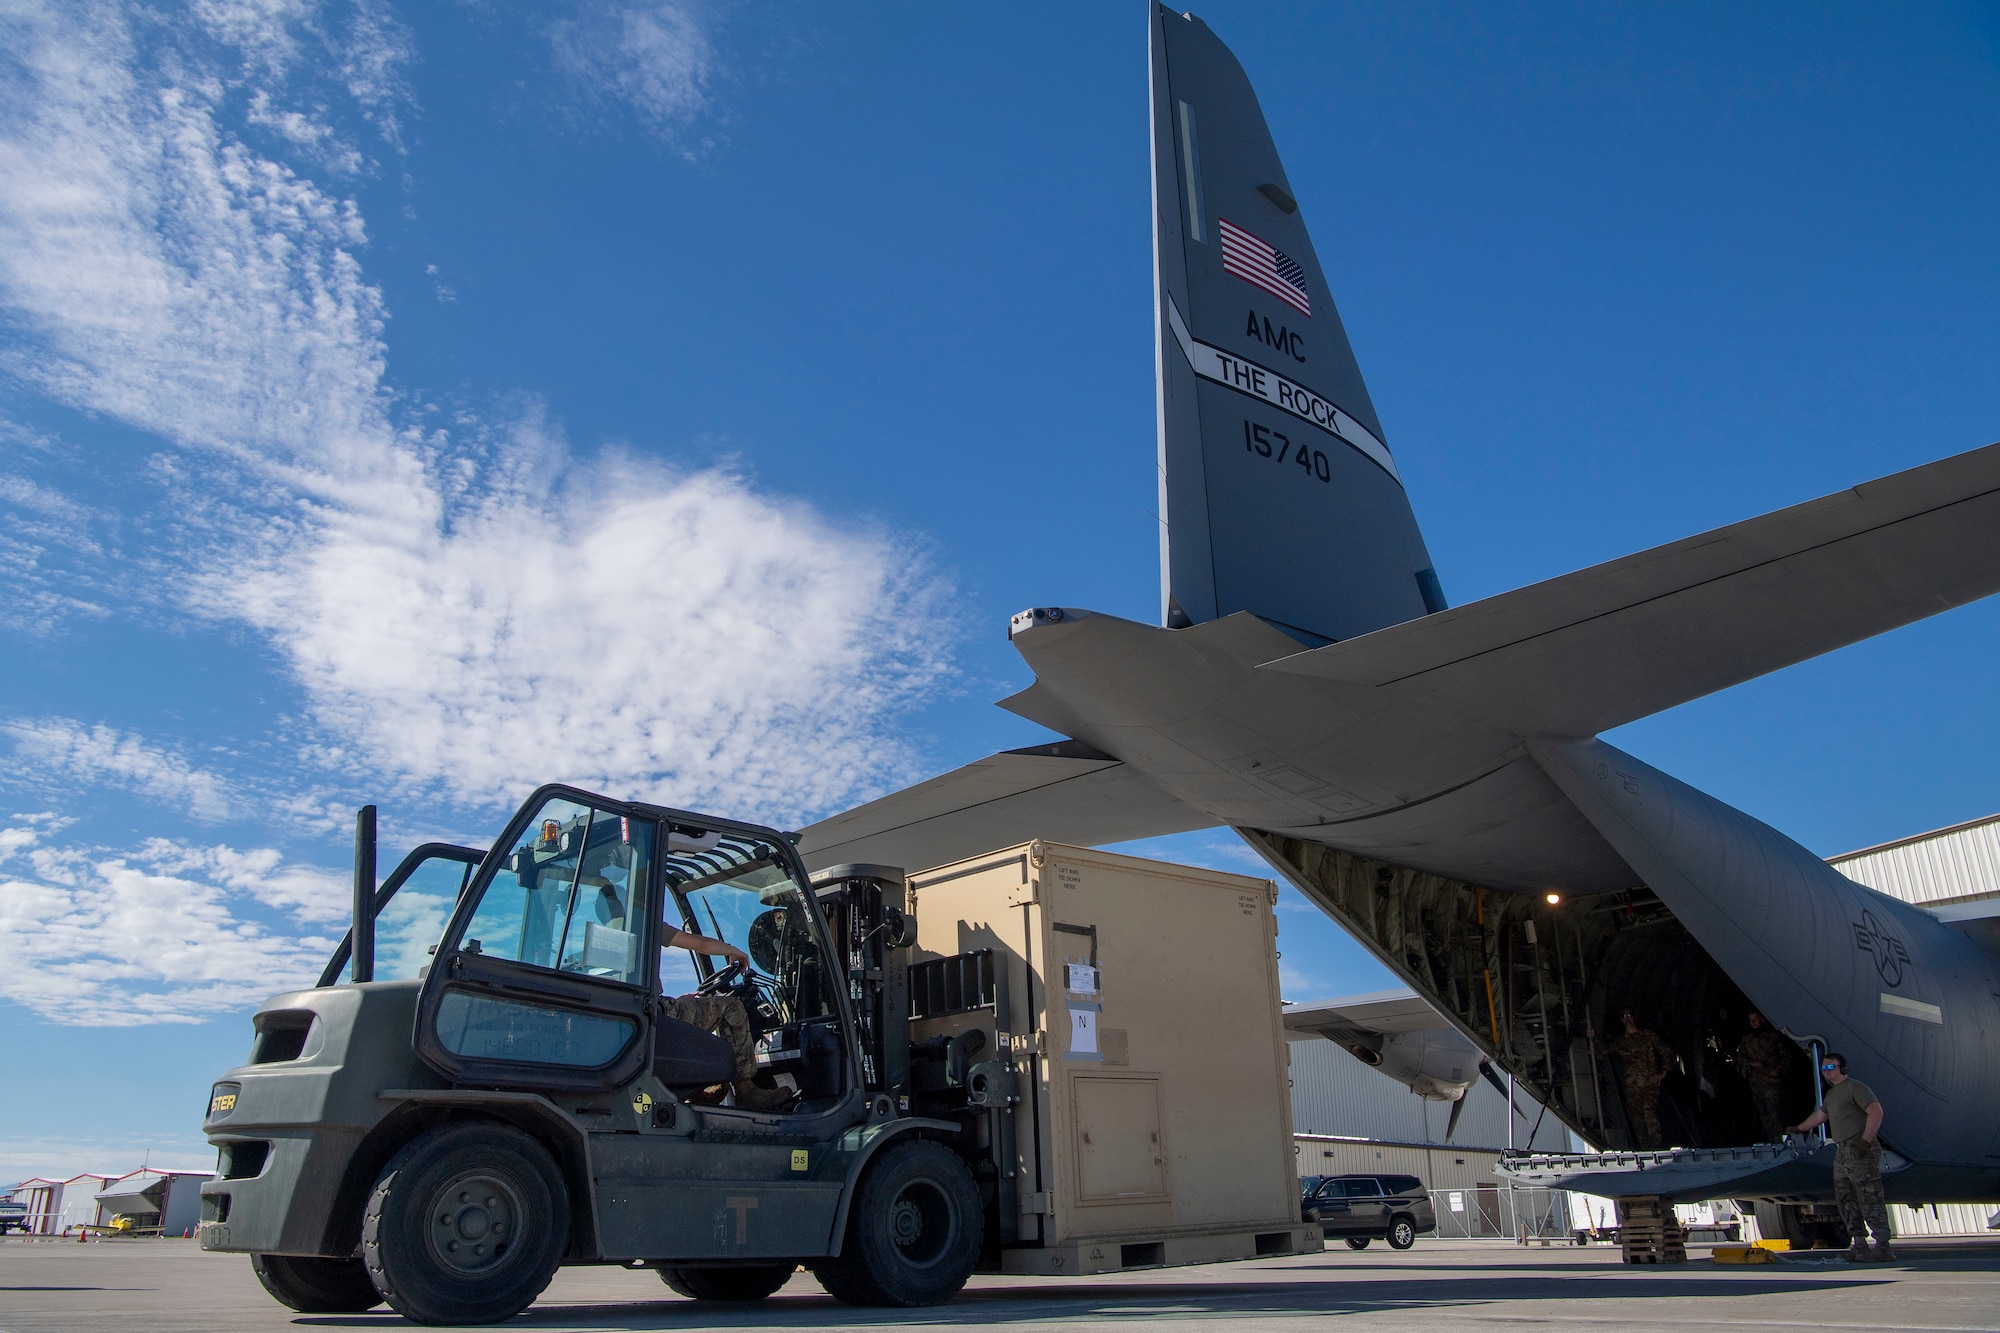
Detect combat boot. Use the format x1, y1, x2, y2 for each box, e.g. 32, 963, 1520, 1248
1870, 1242, 1898, 1263
1844, 1241, 1869, 1263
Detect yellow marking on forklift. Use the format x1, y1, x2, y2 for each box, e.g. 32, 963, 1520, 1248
791, 1149, 809, 1172
209, 1092, 237, 1116
631, 1089, 653, 1116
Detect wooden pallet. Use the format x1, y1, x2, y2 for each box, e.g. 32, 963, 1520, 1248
1615, 1195, 1687, 1264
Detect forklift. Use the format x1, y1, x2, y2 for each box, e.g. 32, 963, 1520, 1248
199, 785, 1015, 1324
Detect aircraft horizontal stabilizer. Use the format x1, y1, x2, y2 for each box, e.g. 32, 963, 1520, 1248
793, 741, 1214, 874
1261, 441, 2000, 736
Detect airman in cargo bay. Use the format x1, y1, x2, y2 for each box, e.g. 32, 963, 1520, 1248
1609, 1009, 1672, 1149
1793, 1053, 1896, 1263
1732, 1011, 1791, 1141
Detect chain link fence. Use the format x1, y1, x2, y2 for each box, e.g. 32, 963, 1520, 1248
1429, 1186, 1574, 1240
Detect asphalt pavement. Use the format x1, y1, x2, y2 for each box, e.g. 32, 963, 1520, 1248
2, 1236, 1996, 1332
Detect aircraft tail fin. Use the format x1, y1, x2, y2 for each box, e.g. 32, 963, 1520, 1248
1151, 7, 1441, 645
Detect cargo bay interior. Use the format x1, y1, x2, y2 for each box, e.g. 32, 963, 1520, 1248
1243, 830, 1807, 1155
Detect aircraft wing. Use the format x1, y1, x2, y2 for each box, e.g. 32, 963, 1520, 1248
1261, 441, 2000, 737
1282, 988, 1451, 1040
794, 741, 1215, 874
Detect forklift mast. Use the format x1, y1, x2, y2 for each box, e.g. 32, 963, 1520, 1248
810, 864, 916, 1107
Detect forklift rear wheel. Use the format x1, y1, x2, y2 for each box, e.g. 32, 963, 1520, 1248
1344, 1237, 1370, 1250
250, 1254, 383, 1312
1387, 1217, 1417, 1250
362, 1123, 570, 1326
659, 1264, 796, 1301
816, 1139, 982, 1307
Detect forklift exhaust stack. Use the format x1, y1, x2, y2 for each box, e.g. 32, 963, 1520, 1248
351, 805, 376, 984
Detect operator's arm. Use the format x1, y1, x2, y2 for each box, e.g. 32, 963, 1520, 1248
1793, 1108, 1827, 1134
1862, 1101, 1883, 1145
665, 927, 749, 967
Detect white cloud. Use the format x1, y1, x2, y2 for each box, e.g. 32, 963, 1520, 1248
0, 820, 337, 1025
4, 719, 237, 822
552, 1, 718, 148
0, 468, 112, 634
0, 2, 954, 834
220, 438, 951, 821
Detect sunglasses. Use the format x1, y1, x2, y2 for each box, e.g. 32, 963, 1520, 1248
1820, 1062, 1842, 1071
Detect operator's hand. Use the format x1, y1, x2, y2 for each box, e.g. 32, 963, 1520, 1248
1862, 1134, 1875, 1146
720, 943, 750, 968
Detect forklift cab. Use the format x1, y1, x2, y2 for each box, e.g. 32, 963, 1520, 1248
412, 789, 857, 1115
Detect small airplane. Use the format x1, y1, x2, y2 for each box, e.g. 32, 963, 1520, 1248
800, 7, 2000, 1208
1282, 989, 1517, 1142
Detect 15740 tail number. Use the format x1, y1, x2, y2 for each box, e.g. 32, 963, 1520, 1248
1244, 420, 1331, 483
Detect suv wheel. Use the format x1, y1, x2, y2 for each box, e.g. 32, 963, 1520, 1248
1344, 1237, 1370, 1250
362, 1123, 569, 1325
1387, 1216, 1417, 1250
251, 1254, 382, 1313
660, 1265, 795, 1301
815, 1139, 982, 1307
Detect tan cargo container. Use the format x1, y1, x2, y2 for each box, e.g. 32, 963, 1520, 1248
907, 840, 1319, 1274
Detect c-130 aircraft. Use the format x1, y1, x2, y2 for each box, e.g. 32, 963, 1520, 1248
801, 8, 2000, 1207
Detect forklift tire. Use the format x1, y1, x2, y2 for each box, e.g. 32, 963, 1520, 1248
659, 1264, 795, 1301
250, 1254, 383, 1313
1345, 1237, 1370, 1250
362, 1123, 570, 1326
815, 1139, 982, 1307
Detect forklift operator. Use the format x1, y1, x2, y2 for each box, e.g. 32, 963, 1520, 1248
658, 926, 790, 1110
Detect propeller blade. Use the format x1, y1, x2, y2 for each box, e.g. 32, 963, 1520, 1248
1445, 1094, 1467, 1141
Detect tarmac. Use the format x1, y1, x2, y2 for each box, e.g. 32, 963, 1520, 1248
1, 1237, 1996, 1332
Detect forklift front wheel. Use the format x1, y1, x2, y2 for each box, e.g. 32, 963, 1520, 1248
816, 1139, 982, 1307
362, 1123, 570, 1326
250, 1254, 382, 1313
659, 1264, 796, 1301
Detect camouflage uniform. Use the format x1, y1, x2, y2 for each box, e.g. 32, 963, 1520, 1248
1734, 1026, 1791, 1141
1833, 1136, 1892, 1250
660, 992, 757, 1085
1612, 1026, 1672, 1149
1824, 1076, 1893, 1254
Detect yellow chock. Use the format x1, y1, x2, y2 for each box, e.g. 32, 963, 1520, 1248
1754, 1238, 1790, 1251
1712, 1245, 1776, 1264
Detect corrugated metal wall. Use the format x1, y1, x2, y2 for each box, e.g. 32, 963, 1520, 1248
1887, 1202, 1999, 1237
1830, 813, 2000, 906
1292, 1135, 1506, 1193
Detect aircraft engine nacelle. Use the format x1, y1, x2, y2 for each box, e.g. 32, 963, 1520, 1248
1350, 1030, 1475, 1104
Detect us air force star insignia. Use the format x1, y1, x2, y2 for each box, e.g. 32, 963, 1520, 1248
631, 1089, 653, 1116
1852, 910, 1911, 986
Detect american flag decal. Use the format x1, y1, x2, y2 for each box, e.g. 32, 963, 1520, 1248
1218, 217, 1311, 317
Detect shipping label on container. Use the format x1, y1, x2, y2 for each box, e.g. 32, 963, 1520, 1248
1066, 963, 1101, 995
1067, 1003, 1102, 1060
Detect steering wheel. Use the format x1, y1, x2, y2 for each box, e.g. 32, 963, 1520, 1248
695, 958, 746, 996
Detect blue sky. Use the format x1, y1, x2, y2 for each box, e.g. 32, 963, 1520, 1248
1, 2, 1995, 1177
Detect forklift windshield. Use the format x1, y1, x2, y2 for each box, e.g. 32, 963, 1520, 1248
664, 850, 835, 1024
460, 797, 654, 986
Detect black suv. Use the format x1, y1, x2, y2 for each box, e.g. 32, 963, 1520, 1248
1301, 1173, 1436, 1250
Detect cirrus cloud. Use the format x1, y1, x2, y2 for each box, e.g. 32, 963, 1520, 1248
0, 0, 954, 833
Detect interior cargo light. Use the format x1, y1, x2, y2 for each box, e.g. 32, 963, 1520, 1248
1545, 892, 1562, 905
